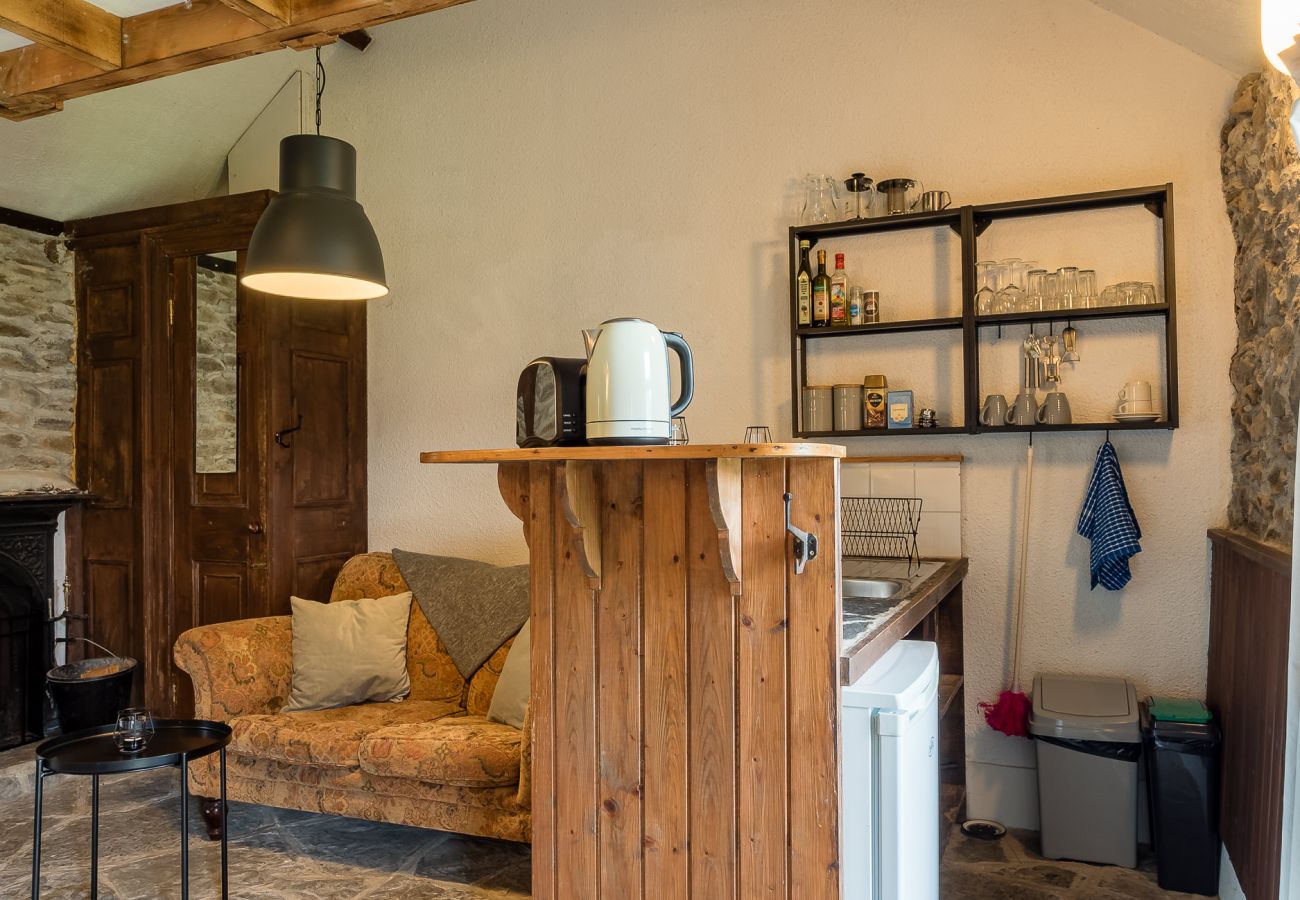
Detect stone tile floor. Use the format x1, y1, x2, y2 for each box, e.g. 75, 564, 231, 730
0, 743, 1212, 898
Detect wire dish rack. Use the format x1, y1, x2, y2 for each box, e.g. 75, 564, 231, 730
841, 496, 923, 573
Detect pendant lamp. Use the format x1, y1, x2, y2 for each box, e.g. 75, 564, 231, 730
242, 50, 387, 301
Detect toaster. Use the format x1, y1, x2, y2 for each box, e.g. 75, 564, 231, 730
516, 357, 587, 447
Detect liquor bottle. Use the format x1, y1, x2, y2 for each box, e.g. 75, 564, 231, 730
796, 240, 812, 326
812, 249, 830, 327
829, 253, 849, 326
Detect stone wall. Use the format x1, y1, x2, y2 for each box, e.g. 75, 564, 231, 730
0, 224, 75, 477
1221, 69, 1300, 547
194, 263, 238, 474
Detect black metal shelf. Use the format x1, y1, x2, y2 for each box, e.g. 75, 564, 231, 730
979, 419, 1172, 435
974, 303, 1169, 327
800, 426, 969, 438
797, 316, 963, 338
788, 183, 1179, 437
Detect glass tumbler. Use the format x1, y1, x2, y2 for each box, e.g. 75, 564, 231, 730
1118, 281, 1141, 306
669, 417, 689, 445
1138, 282, 1158, 305
1024, 269, 1047, 312
1077, 270, 1098, 308
115, 708, 156, 753
1043, 272, 1061, 310
1056, 266, 1079, 310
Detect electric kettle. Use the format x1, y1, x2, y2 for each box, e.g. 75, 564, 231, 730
582, 318, 694, 445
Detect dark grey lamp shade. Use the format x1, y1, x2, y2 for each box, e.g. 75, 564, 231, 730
241, 134, 388, 301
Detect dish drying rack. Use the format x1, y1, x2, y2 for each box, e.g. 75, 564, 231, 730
840, 496, 923, 574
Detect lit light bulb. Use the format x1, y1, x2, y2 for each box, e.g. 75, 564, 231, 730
1262, 0, 1300, 74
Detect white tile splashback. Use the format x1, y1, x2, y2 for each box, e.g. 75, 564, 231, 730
841, 460, 962, 559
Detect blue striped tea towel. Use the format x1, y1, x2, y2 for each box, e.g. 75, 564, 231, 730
1077, 440, 1142, 591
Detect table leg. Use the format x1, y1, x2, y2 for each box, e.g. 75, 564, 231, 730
219, 748, 228, 900
30, 762, 43, 900
180, 754, 189, 900
90, 774, 99, 900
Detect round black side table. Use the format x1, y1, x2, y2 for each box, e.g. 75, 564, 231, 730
31, 719, 232, 900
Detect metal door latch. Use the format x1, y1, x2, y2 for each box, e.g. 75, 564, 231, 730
783, 492, 819, 575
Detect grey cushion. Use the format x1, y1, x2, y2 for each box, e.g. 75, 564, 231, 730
488, 619, 530, 728
284, 592, 412, 712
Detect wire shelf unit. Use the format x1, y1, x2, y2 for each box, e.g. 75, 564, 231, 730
841, 496, 923, 572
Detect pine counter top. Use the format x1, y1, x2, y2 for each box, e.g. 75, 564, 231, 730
419, 442, 846, 463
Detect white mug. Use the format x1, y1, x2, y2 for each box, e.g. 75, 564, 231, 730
1118, 381, 1153, 404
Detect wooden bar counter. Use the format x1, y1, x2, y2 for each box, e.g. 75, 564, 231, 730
421, 443, 846, 900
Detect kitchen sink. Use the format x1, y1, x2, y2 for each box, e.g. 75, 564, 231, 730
841, 577, 905, 599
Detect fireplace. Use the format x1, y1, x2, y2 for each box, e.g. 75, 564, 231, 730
0, 495, 82, 749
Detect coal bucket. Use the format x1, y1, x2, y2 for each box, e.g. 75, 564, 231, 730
46, 657, 137, 734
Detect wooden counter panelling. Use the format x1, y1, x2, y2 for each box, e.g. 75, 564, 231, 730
461, 449, 842, 899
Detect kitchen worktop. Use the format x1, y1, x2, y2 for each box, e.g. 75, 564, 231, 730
840, 557, 968, 685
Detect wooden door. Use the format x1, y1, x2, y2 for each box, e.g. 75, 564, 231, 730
73, 241, 148, 704
265, 296, 367, 608
166, 251, 267, 714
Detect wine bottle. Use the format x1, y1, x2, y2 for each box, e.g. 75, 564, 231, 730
796, 240, 812, 326
830, 253, 848, 326
812, 249, 830, 327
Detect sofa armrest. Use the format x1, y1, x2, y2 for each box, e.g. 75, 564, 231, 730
517, 704, 532, 809
174, 616, 293, 721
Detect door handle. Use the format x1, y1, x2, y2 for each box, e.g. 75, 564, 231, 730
247, 522, 264, 534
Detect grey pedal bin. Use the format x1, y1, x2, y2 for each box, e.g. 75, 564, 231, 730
1030, 673, 1140, 868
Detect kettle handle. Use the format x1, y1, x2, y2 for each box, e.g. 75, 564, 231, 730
664, 332, 695, 418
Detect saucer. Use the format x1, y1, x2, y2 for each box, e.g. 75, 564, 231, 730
1114, 412, 1160, 422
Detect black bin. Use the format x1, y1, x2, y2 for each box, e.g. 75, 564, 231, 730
1141, 699, 1220, 896
46, 657, 137, 734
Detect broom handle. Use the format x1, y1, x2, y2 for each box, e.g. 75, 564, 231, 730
1010, 441, 1034, 691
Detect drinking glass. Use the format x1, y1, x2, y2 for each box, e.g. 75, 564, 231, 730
1056, 266, 1079, 310
744, 425, 772, 444
1099, 284, 1119, 308
1077, 270, 1098, 308
1118, 281, 1141, 306
1138, 282, 1158, 305
975, 261, 998, 315
114, 708, 156, 753
1043, 272, 1061, 310
1024, 269, 1047, 312
669, 417, 689, 445
995, 258, 1024, 314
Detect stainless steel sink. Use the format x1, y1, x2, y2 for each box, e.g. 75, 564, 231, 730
841, 577, 904, 599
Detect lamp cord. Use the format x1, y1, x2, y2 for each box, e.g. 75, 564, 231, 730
314, 47, 326, 135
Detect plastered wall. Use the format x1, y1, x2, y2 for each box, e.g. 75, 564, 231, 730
338, 0, 1239, 826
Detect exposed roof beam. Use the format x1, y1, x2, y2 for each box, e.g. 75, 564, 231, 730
0, 0, 123, 71
216, 0, 290, 29
0, 0, 472, 120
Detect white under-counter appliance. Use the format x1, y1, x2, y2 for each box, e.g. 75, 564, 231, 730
841, 639, 940, 900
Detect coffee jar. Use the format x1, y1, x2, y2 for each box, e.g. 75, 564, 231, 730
862, 375, 888, 428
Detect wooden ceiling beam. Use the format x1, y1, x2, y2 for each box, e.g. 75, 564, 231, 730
0, 0, 473, 121
216, 0, 291, 29
0, 0, 123, 71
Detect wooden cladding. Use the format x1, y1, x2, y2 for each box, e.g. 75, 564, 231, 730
1207, 528, 1292, 900
505, 456, 841, 899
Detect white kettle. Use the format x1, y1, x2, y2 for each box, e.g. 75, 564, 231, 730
582, 318, 694, 445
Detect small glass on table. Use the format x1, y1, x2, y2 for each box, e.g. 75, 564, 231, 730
669, 416, 689, 445
114, 708, 155, 754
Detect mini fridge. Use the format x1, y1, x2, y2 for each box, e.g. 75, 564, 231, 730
840, 640, 940, 900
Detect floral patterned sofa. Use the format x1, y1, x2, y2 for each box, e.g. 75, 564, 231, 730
173, 552, 531, 842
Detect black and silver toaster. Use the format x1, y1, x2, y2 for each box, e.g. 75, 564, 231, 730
516, 357, 587, 447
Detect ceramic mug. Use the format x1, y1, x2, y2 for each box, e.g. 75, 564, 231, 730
980, 394, 1008, 427
1006, 391, 1037, 426
1036, 391, 1072, 425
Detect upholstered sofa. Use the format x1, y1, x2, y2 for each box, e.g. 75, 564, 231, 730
173, 552, 531, 842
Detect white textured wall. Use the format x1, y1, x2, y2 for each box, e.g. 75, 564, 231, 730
335, 0, 1238, 825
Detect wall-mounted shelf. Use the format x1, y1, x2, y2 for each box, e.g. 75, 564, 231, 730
788, 183, 1179, 438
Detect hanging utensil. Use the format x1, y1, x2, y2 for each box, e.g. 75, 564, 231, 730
1062, 324, 1080, 362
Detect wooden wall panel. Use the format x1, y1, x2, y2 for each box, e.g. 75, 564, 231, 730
642, 461, 689, 898
786, 458, 842, 900
1207, 528, 1290, 900
738, 458, 788, 898
686, 459, 738, 898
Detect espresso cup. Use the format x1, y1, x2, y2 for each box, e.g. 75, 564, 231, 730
1118, 400, 1154, 414
1118, 381, 1153, 404
980, 394, 1008, 427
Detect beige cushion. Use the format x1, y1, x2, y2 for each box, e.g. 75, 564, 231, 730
487, 619, 529, 728
285, 592, 413, 711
